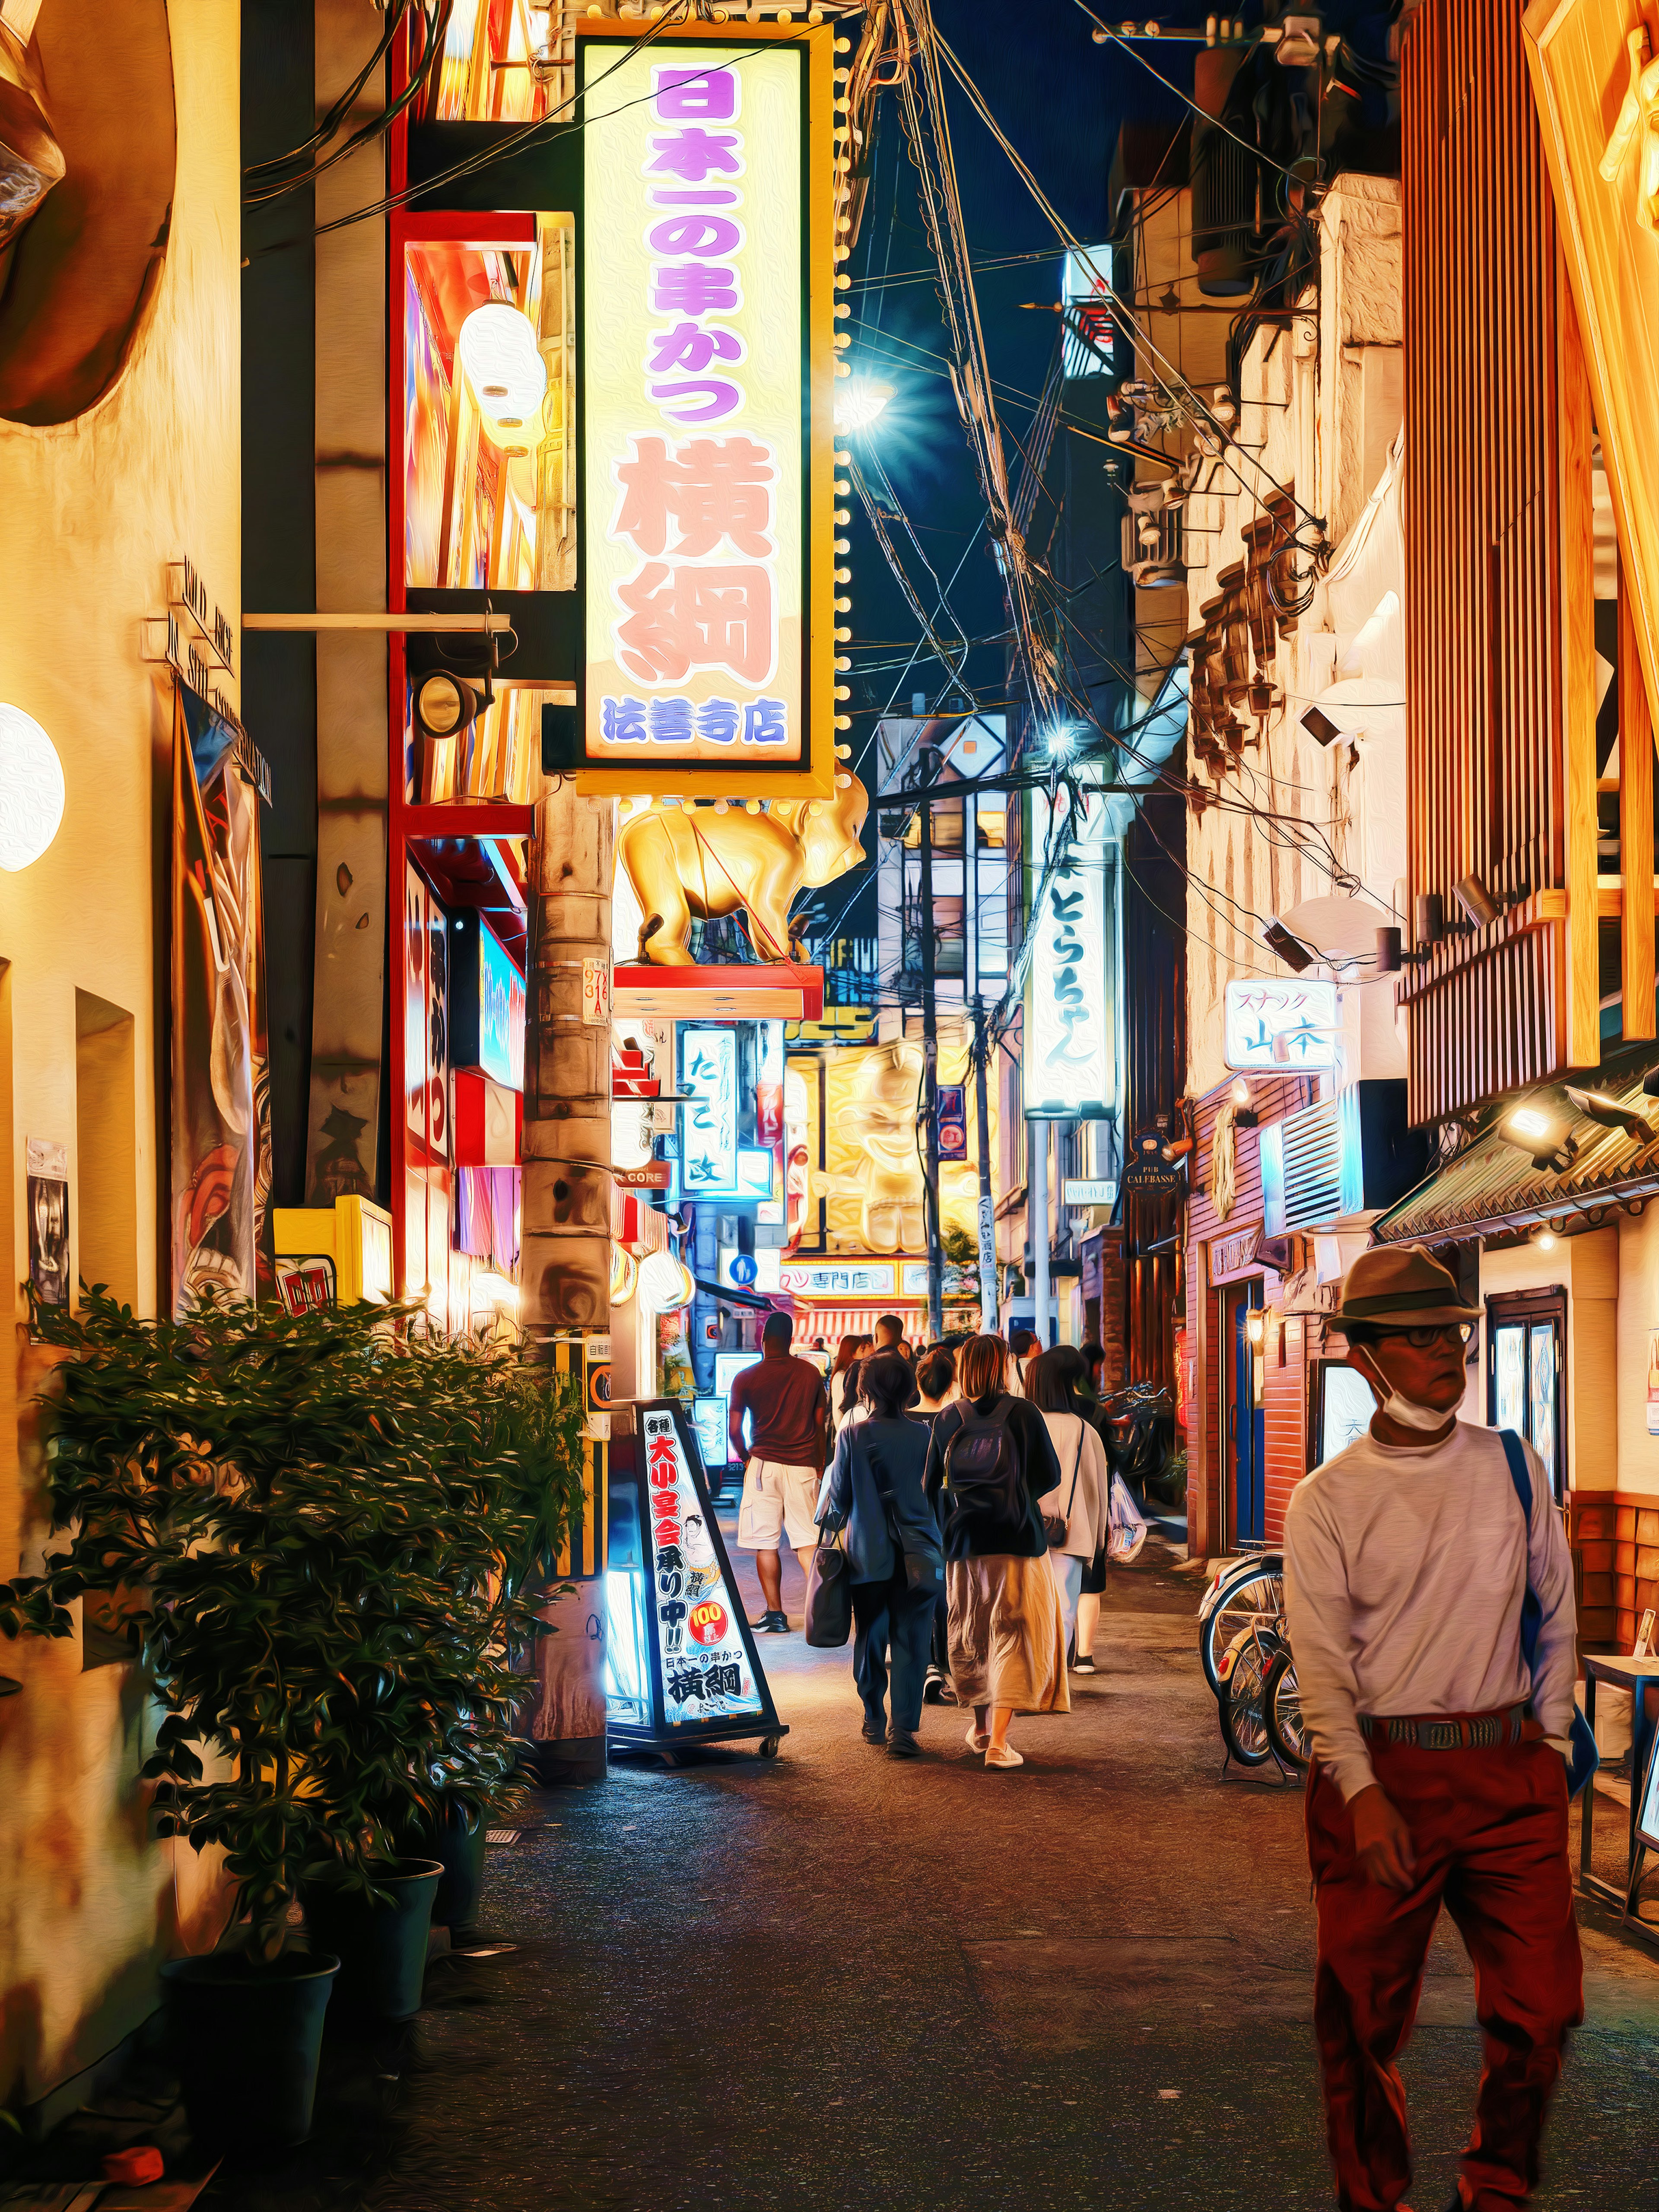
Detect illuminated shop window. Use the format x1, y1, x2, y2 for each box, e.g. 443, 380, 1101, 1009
433, 0, 558, 123
403, 219, 575, 595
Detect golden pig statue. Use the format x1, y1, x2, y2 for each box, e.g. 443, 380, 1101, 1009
616, 776, 868, 965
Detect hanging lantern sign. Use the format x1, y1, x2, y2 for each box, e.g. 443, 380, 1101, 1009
639, 1249, 696, 1313
611, 1246, 640, 1304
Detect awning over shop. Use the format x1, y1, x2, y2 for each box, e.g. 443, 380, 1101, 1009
1372, 1046, 1659, 1244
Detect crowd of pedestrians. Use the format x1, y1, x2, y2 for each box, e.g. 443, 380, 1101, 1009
727, 1308, 1128, 1768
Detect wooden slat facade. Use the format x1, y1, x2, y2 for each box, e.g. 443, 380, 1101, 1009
1400, 0, 1600, 1125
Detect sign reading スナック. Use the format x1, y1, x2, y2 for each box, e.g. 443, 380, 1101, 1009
1223, 978, 1338, 1072
642, 1408, 764, 1726
576, 31, 834, 798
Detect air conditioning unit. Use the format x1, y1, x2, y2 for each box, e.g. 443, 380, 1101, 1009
1260, 1081, 1430, 1236
1121, 486, 1186, 589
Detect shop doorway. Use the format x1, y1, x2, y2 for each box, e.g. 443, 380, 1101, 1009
1486, 1287, 1567, 1503
1223, 1278, 1266, 1546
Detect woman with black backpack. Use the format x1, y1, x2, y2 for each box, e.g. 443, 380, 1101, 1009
923, 1334, 1068, 1769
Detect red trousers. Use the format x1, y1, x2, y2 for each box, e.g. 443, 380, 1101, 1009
1305, 1733, 1583, 2212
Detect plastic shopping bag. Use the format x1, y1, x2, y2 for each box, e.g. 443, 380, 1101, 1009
1107, 1472, 1149, 1564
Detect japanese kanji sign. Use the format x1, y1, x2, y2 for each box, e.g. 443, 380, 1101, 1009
677, 1023, 739, 1194
641, 1407, 765, 1727
1023, 782, 1116, 1121
1223, 979, 1339, 1072
576, 30, 835, 796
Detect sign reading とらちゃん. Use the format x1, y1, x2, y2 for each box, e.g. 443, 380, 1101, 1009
575, 29, 836, 797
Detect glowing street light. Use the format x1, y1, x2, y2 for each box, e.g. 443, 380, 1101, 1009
834, 375, 893, 434
1046, 722, 1078, 762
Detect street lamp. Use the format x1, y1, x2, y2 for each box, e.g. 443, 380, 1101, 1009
835, 375, 893, 434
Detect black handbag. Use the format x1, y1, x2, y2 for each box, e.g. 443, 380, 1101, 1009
863, 1433, 941, 1595
1043, 1428, 1085, 1549
804, 1528, 854, 1647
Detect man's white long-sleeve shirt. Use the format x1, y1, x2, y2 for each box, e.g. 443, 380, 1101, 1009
1282, 1421, 1576, 1803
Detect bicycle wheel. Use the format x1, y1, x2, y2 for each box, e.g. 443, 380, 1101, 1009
1199, 1556, 1285, 1697
1264, 1646, 1311, 1770
1218, 1625, 1282, 1767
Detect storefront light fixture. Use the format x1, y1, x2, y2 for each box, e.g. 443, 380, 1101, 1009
1529, 1223, 1559, 1252
0, 703, 66, 872
457, 302, 547, 443
1262, 917, 1314, 973
414, 669, 480, 744
610, 1246, 639, 1305
1229, 1075, 1258, 1128
1500, 1102, 1577, 1173
834, 375, 893, 434
1244, 1308, 1266, 1347
1563, 1084, 1655, 1143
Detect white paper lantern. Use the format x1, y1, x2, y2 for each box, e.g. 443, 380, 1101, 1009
639, 1249, 694, 1313
0, 704, 65, 872
457, 302, 548, 445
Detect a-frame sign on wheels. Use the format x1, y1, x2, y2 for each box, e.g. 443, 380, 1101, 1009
605, 1398, 788, 1759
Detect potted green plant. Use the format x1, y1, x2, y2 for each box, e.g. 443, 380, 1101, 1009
0, 1288, 586, 2138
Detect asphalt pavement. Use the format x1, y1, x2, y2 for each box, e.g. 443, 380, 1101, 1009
203, 1525, 1659, 2212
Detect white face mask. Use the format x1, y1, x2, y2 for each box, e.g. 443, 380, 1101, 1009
1355, 1352, 1458, 1434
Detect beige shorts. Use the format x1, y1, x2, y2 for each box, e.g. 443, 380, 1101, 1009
737, 1459, 820, 1551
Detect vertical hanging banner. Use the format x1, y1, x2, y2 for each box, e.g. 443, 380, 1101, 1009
1023, 783, 1116, 1122
171, 685, 273, 1311
678, 1023, 739, 1195
566, 27, 835, 798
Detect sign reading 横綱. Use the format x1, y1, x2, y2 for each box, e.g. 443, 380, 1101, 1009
1223, 978, 1338, 1072
1023, 782, 1116, 1121
643, 1408, 764, 1726
577, 30, 835, 798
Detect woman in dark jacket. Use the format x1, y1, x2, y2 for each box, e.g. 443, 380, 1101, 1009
924, 1334, 1068, 1770
818, 1351, 945, 1759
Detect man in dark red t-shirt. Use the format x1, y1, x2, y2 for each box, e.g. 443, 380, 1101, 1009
728, 1310, 826, 1633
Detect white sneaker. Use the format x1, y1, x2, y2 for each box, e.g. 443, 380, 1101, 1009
985, 1744, 1025, 1769
964, 1723, 991, 1753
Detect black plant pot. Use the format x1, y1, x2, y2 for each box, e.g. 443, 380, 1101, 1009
160, 1950, 339, 2148
300, 1859, 443, 2021
415, 1802, 488, 1937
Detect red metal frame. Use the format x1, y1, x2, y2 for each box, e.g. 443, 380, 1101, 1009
385, 44, 540, 1298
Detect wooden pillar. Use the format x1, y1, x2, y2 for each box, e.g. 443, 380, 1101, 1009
1621, 577, 1656, 1040
523, 781, 613, 1778
1560, 266, 1601, 1069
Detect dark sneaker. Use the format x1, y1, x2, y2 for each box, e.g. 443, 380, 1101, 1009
756, 1611, 790, 1633
887, 1731, 922, 1760
861, 1721, 886, 1745
1072, 1655, 1096, 1674
922, 1669, 955, 1705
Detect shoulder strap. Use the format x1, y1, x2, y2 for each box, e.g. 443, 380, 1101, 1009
1065, 1422, 1084, 1517
1497, 1427, 1543, 1675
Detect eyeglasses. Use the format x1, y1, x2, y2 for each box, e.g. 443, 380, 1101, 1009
1387, 1324, 1474, 1349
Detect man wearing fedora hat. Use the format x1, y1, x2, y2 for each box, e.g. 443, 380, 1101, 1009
1284, 1243, 1581, 2212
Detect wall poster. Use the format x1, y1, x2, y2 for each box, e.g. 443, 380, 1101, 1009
170, 683, 273, 1311
25, 1137, 68, 1309
569, 26, 835, 798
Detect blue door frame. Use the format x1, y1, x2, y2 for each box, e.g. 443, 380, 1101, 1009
1230, 1281, 1265, 1546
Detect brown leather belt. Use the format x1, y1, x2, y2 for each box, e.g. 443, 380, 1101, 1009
1357, 1703, 1530, 1751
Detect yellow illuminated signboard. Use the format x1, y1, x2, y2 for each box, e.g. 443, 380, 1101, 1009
572, 28, 835, 798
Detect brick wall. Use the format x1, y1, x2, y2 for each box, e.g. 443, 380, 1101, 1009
1571, 1493, 1659, 1651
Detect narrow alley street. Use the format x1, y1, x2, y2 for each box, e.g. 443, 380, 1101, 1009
201, 1535, 1659, 2212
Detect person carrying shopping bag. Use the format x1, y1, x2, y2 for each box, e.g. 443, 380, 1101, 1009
1024, 1348, 1109, 1661
818, 1351, 944, 1760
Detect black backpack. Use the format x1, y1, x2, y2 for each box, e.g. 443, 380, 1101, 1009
942, 1399, 1023, 1529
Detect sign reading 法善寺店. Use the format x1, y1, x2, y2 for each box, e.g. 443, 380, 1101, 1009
572, 28, 836, 798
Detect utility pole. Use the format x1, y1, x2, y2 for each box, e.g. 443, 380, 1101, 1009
917, 745, 944, 1341
973, 995, 997, 1335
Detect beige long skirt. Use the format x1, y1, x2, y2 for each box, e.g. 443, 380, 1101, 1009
946, 1554, 1071, 1714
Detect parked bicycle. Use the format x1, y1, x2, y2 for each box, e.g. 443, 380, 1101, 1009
1200, 1551, 1309, 1773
